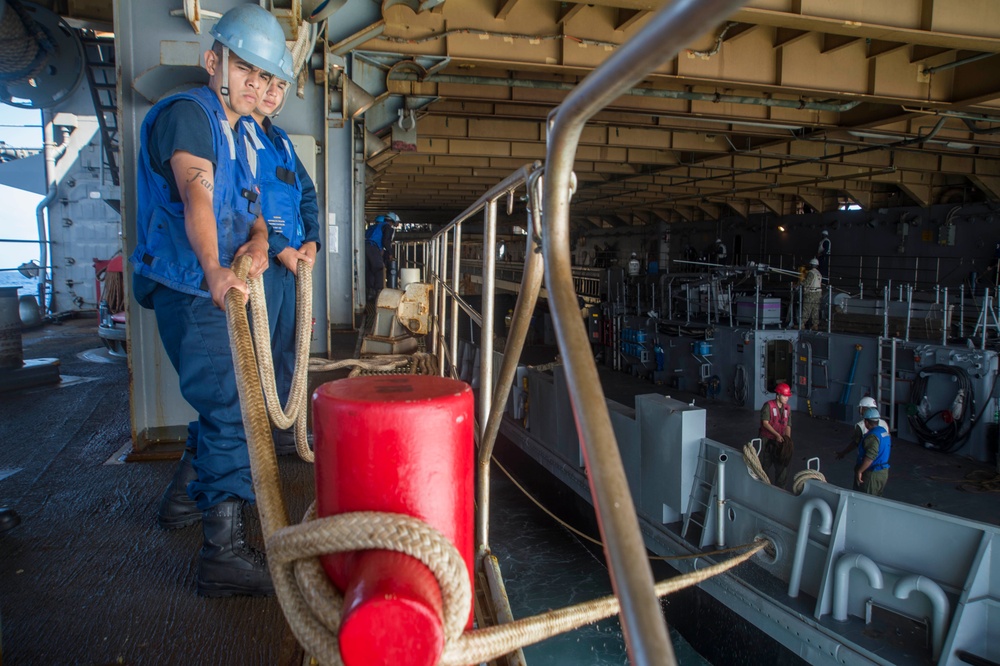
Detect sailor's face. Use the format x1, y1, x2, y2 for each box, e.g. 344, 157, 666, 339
256, 77, 288, 117
226, 55, 272, 116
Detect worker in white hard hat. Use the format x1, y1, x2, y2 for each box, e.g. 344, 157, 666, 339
840, 407, 891, 496
838, 396, 890, 461
817, 229, 831, 277
800, 257, 823, 330
713, 237, 728, 265
627, 251, 641, 278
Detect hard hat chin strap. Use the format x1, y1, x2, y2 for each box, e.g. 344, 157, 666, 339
270, 88, 289, 118
219, 46, 232, 110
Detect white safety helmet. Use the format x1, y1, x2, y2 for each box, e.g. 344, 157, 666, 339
821, 230, 829, 236
859, 396, 877, 410
631, 252, 637, 258
715, 238, 722, 243
809, 258, 819, 266
387, 212, 400, 224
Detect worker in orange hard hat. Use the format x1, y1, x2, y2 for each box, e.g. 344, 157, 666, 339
758, 383, 793, 488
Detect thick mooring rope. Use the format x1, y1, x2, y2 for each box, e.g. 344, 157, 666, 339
227, 256, 767, 664
742, 442, 769, 484
743, 441, 827, 494
243, 259, 313, 461
792, 469, 826, 495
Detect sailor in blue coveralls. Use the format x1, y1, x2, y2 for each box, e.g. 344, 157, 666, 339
131, 5, 293, 597
364, 213, 398, 300
243, 70, 320, 453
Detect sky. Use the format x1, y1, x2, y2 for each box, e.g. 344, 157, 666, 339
0, 105, 44, 273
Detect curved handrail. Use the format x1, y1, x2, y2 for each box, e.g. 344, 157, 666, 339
894, 575, 950, 661
788, 498, 833, 598
832, 553, 884, 621
541, 0, 751, 662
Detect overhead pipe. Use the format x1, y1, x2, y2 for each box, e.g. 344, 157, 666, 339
893, 575, 950, 661
541, 0, 751, 663
787, 498, 833, 598
832, 553, 884, 622
387, 71, 862, 113
619, 119, 946, 208
922, 52, 995, 76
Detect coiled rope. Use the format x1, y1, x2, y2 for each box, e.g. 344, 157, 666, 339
742, 442, 769, 483
791, 469, 826, 495
227, 256, 767, 664
308, 352, 439, 378
0, 0, 53, 83
743, 442, 826, 495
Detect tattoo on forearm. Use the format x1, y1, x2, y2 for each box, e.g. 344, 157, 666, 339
186, 167, 214, 193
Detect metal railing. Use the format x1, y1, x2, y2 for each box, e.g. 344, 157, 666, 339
422, 2, 751, 663
540, 0, 750, 663
424, 161, 545, 578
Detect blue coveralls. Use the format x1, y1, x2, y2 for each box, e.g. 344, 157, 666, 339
364, 219, 393, 294
242, 118, 319, 407
130, 86, 261, 510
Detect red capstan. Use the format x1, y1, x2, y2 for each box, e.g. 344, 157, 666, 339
312, 375, 474, 666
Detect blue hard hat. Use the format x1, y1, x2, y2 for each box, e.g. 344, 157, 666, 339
863, 407, 880, 420
278, 47, 296, 83
211, 5, 294, 82
374, 215, 386, 223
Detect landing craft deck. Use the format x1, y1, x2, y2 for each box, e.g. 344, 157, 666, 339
490, 342, 1000, 666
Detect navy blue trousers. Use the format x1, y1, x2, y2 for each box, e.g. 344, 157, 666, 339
262, 261, 297, 407
150, 285, 254, 509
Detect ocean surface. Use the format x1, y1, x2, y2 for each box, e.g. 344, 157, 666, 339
0, 272, 38, 295
489, 469, 711, 665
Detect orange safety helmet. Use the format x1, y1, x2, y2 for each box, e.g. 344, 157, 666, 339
775, 383, 792, 397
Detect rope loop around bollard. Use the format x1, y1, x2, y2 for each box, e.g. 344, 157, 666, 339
225, 256, 770, 665
267, 507, 473, 645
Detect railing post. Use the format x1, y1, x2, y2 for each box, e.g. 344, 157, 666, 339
540, 1, 750, 662
451, 222, 462, 378
479, 201, 498, 438
438, 233, 449, 375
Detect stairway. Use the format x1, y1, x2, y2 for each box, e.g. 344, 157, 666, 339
681, 441, 721, 548
79, 31, 119, 187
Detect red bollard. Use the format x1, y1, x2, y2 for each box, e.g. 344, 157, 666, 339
312, 375, 474, 666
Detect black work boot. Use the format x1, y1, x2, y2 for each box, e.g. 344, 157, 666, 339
196, 499, 274, 597
157, 449, 200, 530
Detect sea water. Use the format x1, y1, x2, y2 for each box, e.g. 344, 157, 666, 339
489, 470, 711, 665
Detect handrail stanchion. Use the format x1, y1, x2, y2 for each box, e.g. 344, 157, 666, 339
477, 171, 546, 555
451, 222, 462, 378
428, 238, 438, 357
480, 201, 498, 436
541, 1, 749, 663
439, 233, 449, 375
